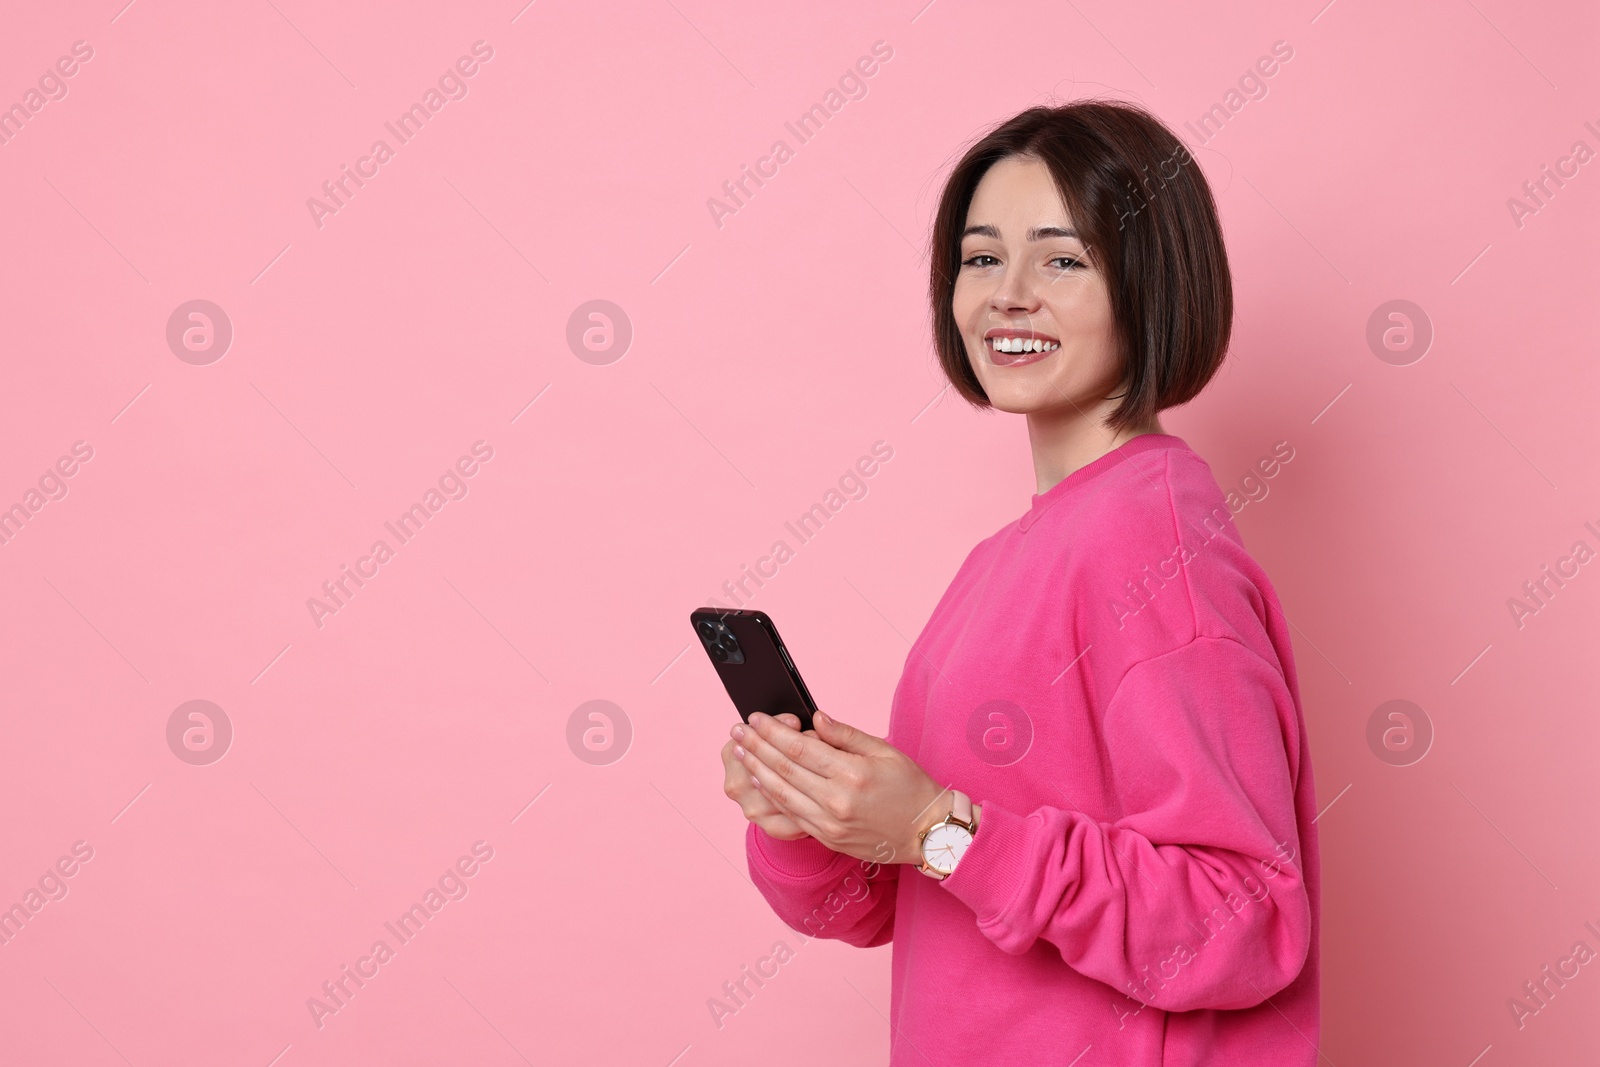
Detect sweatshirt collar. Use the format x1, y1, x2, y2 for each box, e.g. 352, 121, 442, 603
1018, 433, 1187, 533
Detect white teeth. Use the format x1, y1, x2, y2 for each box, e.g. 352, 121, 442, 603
988, 337, 1059, 353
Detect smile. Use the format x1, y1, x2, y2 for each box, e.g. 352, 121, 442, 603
984, 333, 1059, 367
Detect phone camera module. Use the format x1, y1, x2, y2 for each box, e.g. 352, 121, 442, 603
696, 615, 745, 664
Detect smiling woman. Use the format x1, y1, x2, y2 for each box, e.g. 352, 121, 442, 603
929, 107, 1231, 475
305, 40, 497, 230
723, 100, 1321, 1067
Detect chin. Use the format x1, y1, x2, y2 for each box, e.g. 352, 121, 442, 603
977, 375, 1058, 414
982, 391, 1035, 414
984, 394, 1057, 417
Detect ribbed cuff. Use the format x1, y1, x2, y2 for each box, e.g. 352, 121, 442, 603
939, 799, 1032, 923
748, 822, 845, 879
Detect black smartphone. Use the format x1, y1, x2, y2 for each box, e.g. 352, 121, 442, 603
690, 607, 818, 733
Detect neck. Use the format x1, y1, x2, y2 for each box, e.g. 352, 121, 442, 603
1026, 397, 1164, 496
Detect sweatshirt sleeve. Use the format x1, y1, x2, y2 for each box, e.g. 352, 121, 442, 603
939, 635, 1312, 1011
745, 823, 899, 948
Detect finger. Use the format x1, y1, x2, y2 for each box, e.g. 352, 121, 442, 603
758, 819, 812, 844
732, 717, 841, 820
731, 766, 789, 821
742, 782, 789, 822
754, 813, 809, 841
744, 712, 844, 781
810, 710, 887, 757
723, 742, 780, 810
774, 713, 801, 728
740, 745, 829, 828
736, 722, 833, 807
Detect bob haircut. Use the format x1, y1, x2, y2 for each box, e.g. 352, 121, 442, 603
929, 101, 1233, 434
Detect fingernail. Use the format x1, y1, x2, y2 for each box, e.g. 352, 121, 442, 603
731, 724, 745, 739
750, 776, 761, 790
816, 711, 829, 726
749, 712, 768, 724
734, 745, 746, 759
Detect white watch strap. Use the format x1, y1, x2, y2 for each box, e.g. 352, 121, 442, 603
949, 788, 973, 826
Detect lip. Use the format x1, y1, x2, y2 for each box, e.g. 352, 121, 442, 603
983, 328, 1060, 342
982, 328, 1060, 368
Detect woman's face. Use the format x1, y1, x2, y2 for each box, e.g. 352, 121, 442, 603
951, 155, 1125, 417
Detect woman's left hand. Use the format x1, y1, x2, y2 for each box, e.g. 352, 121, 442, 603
729, 709, 950, 866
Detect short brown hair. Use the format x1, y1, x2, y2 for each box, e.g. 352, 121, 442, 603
928, 101, 1233, 433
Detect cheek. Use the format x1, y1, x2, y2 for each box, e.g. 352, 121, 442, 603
962, 343, 988, 387
949, 283, 980, 331
950, 293, 986, 365
1043, 279, 1106, 327
1045, 289, 1116, 354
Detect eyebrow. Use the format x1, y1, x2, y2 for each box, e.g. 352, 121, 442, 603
960, 224, 1079, 241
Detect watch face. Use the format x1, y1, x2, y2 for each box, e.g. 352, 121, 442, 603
923, 823, 973, 874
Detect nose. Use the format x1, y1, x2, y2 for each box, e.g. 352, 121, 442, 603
989, 261, 1042, 315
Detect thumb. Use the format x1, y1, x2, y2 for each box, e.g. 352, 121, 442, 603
811, 710, 885, 755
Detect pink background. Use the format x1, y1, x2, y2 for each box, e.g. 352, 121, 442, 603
1, 0, 1596, 1063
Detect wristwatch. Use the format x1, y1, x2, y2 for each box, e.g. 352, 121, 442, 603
916, 789, 978, 880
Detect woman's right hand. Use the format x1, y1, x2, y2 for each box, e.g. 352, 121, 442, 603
722, 713, 811, 841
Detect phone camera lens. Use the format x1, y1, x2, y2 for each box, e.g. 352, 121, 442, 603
709, 643, 728, 662
697, 620, 717, 640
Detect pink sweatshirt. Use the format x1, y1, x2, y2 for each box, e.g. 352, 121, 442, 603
746, 433, 1320, 1065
